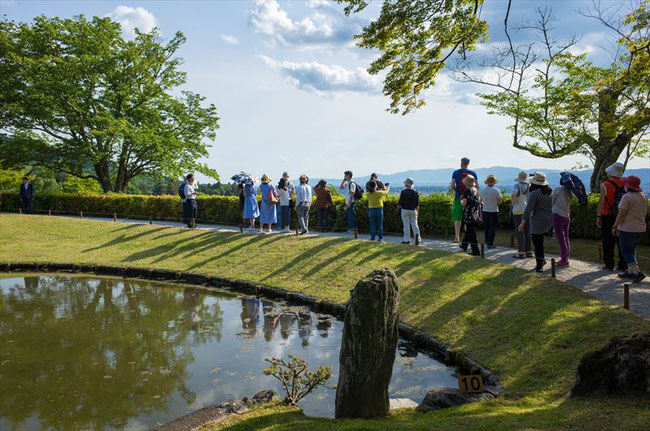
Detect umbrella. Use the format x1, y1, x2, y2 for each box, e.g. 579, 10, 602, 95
231, 171, 259, 186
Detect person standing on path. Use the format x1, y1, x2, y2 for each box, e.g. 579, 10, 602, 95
511, 171, 532, 259
243, 181, 260, 231
450, 157, 478, 243
296, 175, 312, 235
277, 172, 295, 228
613, 175, 647, 283
19, 177, 34, 214
480, 175, 502, 249
551, 173, 574, 267
366, 180, 390, 242
520, 172, 553, 273
277, 178, 292, 233
259, 174, 277, 233
181, 174, 198, 228
339, 171, 358, 233
367, 173, 386, 191
460, 175, 481, 256
399, 177, 420, 245
596, 162, 628, 272
314, 179, 333, 232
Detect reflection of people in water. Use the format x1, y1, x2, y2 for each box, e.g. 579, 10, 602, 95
279, 312, 296, 340
240, 298, 259, 337
183, 288, 202, 331
316, 317, 332, 338
297, 311, 312, 347
262, 300, 277, 342
23, 276, 39, 294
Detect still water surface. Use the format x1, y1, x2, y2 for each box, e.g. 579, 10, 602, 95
0, 274, 457, 430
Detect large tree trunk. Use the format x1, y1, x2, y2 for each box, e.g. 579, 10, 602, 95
94, 161, 112, 194
589, 133, 631, 192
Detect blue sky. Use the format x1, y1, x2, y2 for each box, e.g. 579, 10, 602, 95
1, 0, 646, 182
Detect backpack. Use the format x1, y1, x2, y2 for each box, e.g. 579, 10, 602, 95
457, 170, 471, 195
350, 181, 363, 200
178, 183, 186, 200
608, 180, 626, 217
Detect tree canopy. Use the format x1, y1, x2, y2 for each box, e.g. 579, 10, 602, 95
0, 15, 219, 193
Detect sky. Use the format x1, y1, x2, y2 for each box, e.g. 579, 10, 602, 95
1, 0, 647, 182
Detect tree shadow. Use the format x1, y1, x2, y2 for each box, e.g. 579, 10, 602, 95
82, 226, 172, 252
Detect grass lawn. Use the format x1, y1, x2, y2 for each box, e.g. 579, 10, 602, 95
1, 214, 649, 430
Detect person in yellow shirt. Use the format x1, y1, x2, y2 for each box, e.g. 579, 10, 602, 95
366, 180, 390, 243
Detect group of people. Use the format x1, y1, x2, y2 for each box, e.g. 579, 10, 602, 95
449, 158, 647, 283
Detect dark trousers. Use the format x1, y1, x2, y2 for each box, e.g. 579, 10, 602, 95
21, 198, 33, 214
532, 233, 545, 268
346, 201, 356, 230
316, 208, 330, 230
183, 199, 197, 227
461, 222, 480, 255
280, 205, 291, 229
483, 212, 498, 246
601, 214, 626, 270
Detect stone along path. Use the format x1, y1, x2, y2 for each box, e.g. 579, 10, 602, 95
76, 216, 649, 319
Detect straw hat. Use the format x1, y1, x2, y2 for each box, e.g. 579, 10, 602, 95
261, 174, 271, 184
605, 162, 624, 178
462, 174, 477, 187
622, 175, 642, 192
484, 175, 498, 185
529, 172, 548, 186
299, 174, 309, 183
404, 177, 414, 186
514, 171, 529, 183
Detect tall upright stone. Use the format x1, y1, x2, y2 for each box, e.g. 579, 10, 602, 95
335, 268, 400, 419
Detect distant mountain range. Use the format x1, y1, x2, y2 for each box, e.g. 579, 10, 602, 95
320, 166, 650, 189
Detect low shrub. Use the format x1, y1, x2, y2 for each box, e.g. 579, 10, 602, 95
1, 192, 647, 243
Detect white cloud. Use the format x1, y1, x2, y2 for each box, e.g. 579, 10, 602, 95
106, 5, 157, 38
261, 56, 381, 94
249, 0, 364, 48
221, 34, 240, 45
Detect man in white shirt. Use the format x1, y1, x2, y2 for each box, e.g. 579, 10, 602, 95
182, 174, 198, 228
339, 170, 357, 233
295, 174, 312, 234
479, 175, 502, 248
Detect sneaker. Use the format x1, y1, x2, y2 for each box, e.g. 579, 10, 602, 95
555, 260, 569, 267
299, 230, 308, 235
378, 239, 385, 244
633, 272, 646, 283
533, 267, 544, 273
415, 236, 421, 246
281, 228, 290, 233
453, 238, 460, 243
401, 241, 410, 245
618, 271, 635, 279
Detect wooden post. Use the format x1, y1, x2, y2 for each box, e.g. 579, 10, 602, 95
623, 284, 629, 310
480, 243, 485, 258
113, 213, 117, 222
551, 258, 556, 278
80, 211, 83, 219
597, 243, 603, 261
191, 218, 196, 229
48, 209, 52, 216
354, 228, 358, 239
296, 223, 299, 235
510, 233, 515, 248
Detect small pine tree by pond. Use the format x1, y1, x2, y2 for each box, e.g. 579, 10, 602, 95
263, 354, 333, 406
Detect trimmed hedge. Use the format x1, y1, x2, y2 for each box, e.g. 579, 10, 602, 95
1, 192, 647, 243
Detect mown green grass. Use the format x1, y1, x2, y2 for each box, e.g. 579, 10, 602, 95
1, 214, 648, 430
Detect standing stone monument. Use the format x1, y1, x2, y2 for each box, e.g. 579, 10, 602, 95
335, 268, 400, 418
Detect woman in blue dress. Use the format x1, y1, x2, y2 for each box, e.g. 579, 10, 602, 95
243, 181, 259, 230
259, 174, 278, 233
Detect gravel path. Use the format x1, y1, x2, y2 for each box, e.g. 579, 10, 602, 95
79, 216, 649, 319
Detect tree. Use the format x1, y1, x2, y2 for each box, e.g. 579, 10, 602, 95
0, 15, 219, 193
454, 3, 650, 190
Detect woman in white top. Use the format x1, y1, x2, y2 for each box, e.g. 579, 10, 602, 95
511, 171, 532, 259
480, 175, 502, 249
551, 180, 573, 266
277, 178, 292, 233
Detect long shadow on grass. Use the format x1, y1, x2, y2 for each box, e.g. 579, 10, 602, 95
186, 234, 290, 270
82, 226, 172, 252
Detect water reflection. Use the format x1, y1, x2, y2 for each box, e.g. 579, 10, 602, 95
0, 274, 457, 430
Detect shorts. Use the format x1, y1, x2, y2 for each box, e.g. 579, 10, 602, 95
452, 198, 463, 222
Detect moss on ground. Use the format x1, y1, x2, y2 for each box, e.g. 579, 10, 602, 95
1, 214, 648, 430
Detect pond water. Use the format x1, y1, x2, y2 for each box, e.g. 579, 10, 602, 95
0, 274, 457, 430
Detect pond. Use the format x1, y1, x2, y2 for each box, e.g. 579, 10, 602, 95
0, 274, 458, 430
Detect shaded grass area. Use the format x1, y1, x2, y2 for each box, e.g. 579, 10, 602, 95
1, 214, 648, 430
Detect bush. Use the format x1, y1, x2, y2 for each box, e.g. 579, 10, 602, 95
263, 354, 333, 405
1, 192, 647, 243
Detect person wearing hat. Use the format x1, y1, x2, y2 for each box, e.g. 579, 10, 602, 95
450, 157, 478, 243
314, 179, 333, 232
551, 174, 575, 267
366, 179, 391, 242
399, 177, 421, 245
519, 172, 553, 272
612, 175, 647, 283
460, 175, 481, 256
259, 174, 278, 233
596, 162, 627, 271
511, 171, 532, 259
295, 174, 312, 235
243, 178, 260, 231
480, 175, 502, 249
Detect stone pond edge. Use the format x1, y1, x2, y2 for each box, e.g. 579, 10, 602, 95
0, 261, 503, 389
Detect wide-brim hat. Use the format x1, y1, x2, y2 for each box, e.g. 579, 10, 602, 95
622, 175, 642, 191
261, 174, 271, 184
462, 174, 476, 187
404, 177, 414, 186
514, 171, 529, 183
484, 175, 498, 185
299, 174, 309, 183
529, 172, 548, 186
605, 162, 624, 178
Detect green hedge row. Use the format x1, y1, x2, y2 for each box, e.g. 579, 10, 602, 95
1, 192, 647, 243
